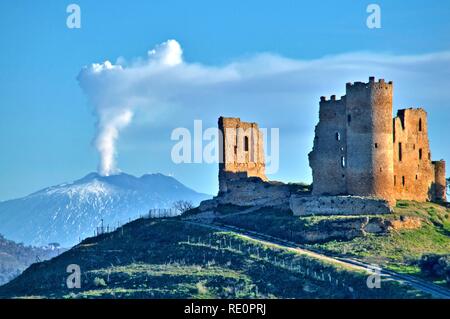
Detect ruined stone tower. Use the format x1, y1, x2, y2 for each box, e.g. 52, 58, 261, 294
309, 77, 446, 204
393, 108, 435, 202
218, 117, 267, 193
434, 160, 447, 201
346, 77, 395, 203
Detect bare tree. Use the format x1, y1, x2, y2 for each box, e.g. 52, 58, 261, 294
172, 200, 194, 214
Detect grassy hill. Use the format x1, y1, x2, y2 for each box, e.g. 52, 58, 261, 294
211, 200, 450, 287
0, 217, 426, 299
308, 201, 450, 286
0, 200, 448, 298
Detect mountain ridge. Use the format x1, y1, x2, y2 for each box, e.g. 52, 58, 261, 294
0, 172, 211, 247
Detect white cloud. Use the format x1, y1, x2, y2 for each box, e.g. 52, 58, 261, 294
147, 39, 183, 66
77, 40, 450, 177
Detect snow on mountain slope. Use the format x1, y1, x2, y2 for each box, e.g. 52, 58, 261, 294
0, 173, 211, 247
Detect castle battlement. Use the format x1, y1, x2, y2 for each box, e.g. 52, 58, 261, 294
310, 77, 446, 205
320, 95, 347, 103
346, 77, 392, 91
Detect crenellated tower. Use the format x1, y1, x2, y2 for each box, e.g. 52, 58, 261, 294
309, 77, 446, 205
345, 77, 395, 204
309, 95, 347, 195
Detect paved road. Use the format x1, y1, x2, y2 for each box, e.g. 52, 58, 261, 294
185, 220, 450, 299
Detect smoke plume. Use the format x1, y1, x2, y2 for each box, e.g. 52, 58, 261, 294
78, 40, 183, 176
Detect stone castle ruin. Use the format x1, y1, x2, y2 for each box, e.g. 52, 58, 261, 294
218, 117, 267, 193
199, 77, 446, 217
309, 77, 446, 205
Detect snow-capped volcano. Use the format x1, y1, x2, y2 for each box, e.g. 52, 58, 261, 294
0, 173, 211, 247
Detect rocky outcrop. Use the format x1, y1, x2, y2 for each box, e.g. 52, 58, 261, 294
200, 175, 294, 211
386, 216, 423, 231
289, 195, 392, 216
312, 215, 421, 237
214, 210, 423, 244
292, 215, 422, 243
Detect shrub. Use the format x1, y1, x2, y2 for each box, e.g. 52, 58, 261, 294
418, 254, 450, 286
397, 202, 409, 208
93, 277, 107, 287
196, 281, 208, 295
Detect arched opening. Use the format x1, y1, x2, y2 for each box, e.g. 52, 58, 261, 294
419, 118, 422, 131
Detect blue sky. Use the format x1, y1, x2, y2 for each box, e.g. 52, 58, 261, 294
0, 0, 450, 201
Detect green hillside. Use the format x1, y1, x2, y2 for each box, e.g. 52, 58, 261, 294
309, 201, 450, 286
212, 201, 450, 287
0, 217, 426, 299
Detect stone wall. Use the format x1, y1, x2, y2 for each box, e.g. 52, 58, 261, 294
200, 173, 392, 217
206, 172, 292, 210
289, 194, 392, 216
